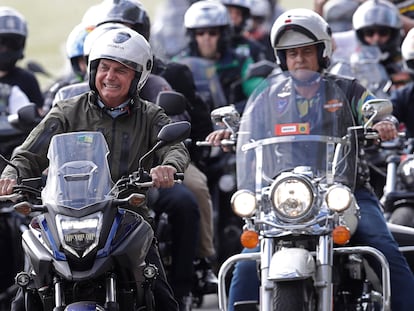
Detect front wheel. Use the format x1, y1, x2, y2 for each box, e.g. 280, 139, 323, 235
272, 279, 315, 311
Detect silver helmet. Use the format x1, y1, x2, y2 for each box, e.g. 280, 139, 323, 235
184, 0, 230, 29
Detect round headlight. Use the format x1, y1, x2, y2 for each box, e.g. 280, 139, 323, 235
270, 177, 313, 220
231, 190, 257, 217
325, 185, 353, 212
399, 156, 414, 187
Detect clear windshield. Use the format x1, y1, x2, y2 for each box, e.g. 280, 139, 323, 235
236, 71, 358, 192
41, 132, 113, 209
177, 56, 227, 110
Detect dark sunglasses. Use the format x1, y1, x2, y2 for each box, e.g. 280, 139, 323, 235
195, 29, 220, 37
362, 27, 391, 37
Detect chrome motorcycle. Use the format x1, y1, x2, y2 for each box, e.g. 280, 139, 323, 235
216, 71, 393, 311
1, 122, 190, 311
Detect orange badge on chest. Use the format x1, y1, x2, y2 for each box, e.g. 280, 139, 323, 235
275, 123, 310, 135
324, 99, 343, 112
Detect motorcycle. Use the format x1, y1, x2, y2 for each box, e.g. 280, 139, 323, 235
215, 70, 395, 311
0, 121, 190, 310
380, 136, 414, 228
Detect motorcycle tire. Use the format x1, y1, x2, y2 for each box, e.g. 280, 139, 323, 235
272, 279, 315, 311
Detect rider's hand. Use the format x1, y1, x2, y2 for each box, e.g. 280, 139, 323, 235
205, 129, 232, 152
150, 165, 177, 189
373, 120, 398, 142
0, 178, 16, 195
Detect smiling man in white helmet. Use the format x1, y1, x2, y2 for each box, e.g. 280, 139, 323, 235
0, 27, 188, 311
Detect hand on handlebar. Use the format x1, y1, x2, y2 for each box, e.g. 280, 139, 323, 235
150, 165, 178, 189
201, 129, 234, 152
373, 120, 398, 142
0, 178, 16, 195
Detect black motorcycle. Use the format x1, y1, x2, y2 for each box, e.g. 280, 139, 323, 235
1, 122, 190, 310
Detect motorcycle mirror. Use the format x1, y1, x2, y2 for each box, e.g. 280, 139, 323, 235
157, 121, 191, 146
156, 91, 187, 116
26, 60, 53, 78
138, 121, 191, 168
362, 99, 393, 126
8, 104, 41, 131
210, 106, 240, 132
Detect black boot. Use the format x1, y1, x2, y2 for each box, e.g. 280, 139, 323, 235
177, 294, 192, 311
194, 257, 218, 294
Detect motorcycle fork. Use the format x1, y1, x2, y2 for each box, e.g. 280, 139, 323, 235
106, 273, 117, 304
315, 235, 334, 311
259, 235, 334, 311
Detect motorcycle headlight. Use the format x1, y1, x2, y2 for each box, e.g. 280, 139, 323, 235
325, 185, 353, 212
56, 212, 103, 258
399, 156, 414, 187
231, 190, 257, 217
270, 175, 314, 220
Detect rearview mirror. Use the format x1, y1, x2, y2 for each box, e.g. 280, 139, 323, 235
362, 99, 393, 126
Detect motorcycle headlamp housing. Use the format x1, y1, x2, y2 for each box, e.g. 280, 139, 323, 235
325, 184, 353, 212
399, 155, 414, 188
270, 174, 314, 221
56, 212, 103, 258
231, 189, 257, 217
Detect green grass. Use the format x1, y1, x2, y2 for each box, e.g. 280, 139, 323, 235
1, 0, 310, 90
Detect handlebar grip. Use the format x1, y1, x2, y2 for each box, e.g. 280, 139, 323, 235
196, 141, 212, 147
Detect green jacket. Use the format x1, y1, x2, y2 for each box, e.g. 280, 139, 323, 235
2, 91, 189, 182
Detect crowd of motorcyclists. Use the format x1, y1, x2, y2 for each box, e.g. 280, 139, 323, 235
1, 0, 414, 310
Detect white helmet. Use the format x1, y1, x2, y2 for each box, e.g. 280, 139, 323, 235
88, 27, 153, 96
184, 0, 230, 29
402, 28, 414, 74
323, 0, 360, 33
249, 0, 270, 19
83, 22, 129, 58
220, 0, 251, 14
270, 8, 332, 70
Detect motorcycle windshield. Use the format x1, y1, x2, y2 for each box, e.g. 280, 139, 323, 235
177, 56, 228, 110
42, 132, 113, 209
236, 71, 358, 192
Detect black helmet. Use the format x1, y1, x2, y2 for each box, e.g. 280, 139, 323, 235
96, 0, 151, 40
0, 7, 27, 71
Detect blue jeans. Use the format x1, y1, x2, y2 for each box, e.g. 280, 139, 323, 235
228, 188, 414, 311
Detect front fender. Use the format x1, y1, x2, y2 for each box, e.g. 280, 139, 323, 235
268, 248, 315, 281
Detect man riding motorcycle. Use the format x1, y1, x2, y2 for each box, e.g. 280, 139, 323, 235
206, 8, 414, 311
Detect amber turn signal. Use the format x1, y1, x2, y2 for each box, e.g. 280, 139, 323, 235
240, 230, 259, 249
332, 225, 351, 245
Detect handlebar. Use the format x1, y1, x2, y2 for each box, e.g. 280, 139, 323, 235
0, 193, 22, 202
117, 170, 185, 192
196, 139, 235, 147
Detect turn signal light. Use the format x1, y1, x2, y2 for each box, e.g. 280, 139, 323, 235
240, 230, 259, 249
332, 225, 351, 245
128, 193, 146, 207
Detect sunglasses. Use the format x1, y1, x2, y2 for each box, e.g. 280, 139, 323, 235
362, 27, 391, 37
195, 29, 220, 37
